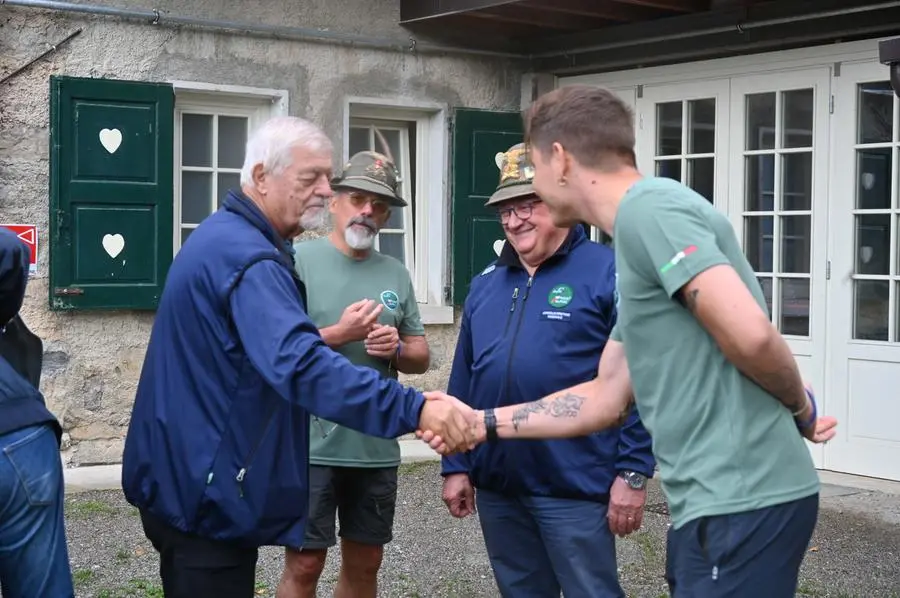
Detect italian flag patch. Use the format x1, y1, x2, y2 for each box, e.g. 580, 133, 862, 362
659, 245, 698, 274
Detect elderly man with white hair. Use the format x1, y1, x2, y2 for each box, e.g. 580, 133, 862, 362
121, 116, 473, 598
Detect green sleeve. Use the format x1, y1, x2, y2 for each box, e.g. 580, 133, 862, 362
619, 191, 731, 298
399, 276, 425, 336
610, 324, 622, 342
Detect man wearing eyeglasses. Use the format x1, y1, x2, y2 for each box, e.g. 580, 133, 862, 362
439, 143, 655, 598
277, 151, 430, 598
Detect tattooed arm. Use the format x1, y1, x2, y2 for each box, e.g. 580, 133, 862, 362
478, 340, 634, 440
677, 264, 809, 417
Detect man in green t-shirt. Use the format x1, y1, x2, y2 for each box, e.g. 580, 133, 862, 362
277, 151, 430, 598
421, 86, 838, 597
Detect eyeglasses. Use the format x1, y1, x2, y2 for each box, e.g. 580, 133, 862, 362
497, 201, 540, 225
347, 192, 390, 216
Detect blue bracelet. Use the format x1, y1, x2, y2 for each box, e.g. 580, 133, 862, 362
796, 388, 817, 430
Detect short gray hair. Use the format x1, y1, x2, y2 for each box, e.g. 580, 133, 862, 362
240, 116, 333, 187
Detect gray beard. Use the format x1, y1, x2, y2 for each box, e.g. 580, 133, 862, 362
300, 207, 328, 231
345, 224, 376, 250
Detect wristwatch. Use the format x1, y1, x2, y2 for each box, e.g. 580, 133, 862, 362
618, 470, 647, 490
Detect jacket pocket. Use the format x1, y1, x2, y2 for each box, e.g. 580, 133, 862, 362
4, 425, 61, 507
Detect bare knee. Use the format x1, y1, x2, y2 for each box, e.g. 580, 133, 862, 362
340, 541, 384, 582
282, 547, 327, 586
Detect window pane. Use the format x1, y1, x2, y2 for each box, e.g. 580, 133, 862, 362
856, 214, 891, 275
656, 102, 682, 156
858, 82, 894, 144
854, 280, 889, 341
687, 98, 715, 154
182, 171, 213, 225
378, 232, 405, 263
745, 216, 774, 272
746, 93, 776, 151
857, 148, 891, 210
385, 205, 404, 230
782, 153, 812, 211
217, 116, 248, 169
348, 127, 370, 155
781, 89, 813, 148
686, 157, 714, 203
757, 277, 773, 318
780, 278, 809, 336
182, 114, 212, 167
376, 128, 402, 163
655, 159, 681, 181
217, 173, 241, 208
745, 155, 774, 211
181, 228, 193, 247
781, 215, 811, 274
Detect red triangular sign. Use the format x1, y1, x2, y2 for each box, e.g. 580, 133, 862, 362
16, 229, 34, 245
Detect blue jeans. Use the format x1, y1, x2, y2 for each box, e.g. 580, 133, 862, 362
665, 493, 819, 598
476, 489, 624, 598
0, 424, 73, 598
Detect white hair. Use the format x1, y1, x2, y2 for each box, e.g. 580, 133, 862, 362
239, 116, 333, 187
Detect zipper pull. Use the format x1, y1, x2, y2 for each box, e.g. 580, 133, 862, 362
523, 276, 534, 300
236, 468, 246, 498
510, 287, 519, 312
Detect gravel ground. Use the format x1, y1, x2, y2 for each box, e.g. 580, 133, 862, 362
53, 461, 900, 597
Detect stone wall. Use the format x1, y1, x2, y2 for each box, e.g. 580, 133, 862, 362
0, 0, 524, 465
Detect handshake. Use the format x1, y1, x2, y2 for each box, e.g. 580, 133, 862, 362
416, 391, 486, 455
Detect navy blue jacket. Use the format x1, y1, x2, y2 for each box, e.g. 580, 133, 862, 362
441, 227, 655, 501
0, 228, 61, 443
122, 191, 425, 548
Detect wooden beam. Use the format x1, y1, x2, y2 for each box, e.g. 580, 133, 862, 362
472, 5, 608, 30
610, 0, 710, 13
400, 0, 524, 23
520, 0, 670, 21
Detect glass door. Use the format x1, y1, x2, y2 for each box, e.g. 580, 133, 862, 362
728, 68, 831, 467
636, 80, 730, 212
827, 61, 900, 480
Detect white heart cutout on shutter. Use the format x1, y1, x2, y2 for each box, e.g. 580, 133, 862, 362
493, 239, 505, 256
102, 234, 125, 259
99, 128, 122, 154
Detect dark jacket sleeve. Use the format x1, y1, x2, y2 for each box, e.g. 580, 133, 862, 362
441, 299, 475, 476
0, 228, 29, 326
597, 253, 656, 478
229, 259, 425, 438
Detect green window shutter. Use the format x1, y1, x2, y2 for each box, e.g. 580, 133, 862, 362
451, 108, 523, 306
49, 75, 174, 311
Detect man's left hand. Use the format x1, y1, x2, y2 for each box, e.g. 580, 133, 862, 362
607, 476, 646, 537
365, 324, 400, 359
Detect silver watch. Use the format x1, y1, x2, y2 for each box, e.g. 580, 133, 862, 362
618, 470, 647, 490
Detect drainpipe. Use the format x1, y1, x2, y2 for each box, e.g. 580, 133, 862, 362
0, 0, 525, 59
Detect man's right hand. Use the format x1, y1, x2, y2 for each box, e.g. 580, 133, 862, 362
336, 299, 383, 343
442, 473, 476, 518
418, 392, 478, 455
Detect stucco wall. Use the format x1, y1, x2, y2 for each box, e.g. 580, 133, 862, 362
1, 1, 523, 465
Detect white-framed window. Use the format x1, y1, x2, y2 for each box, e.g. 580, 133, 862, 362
172, 83, 288, 252
347, 119, 416, 269
344, 99, 453, 325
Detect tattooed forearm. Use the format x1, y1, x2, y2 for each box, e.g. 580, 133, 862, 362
511, 400, 547, 432
510, 393, 586, 432
750, 366, 807, 413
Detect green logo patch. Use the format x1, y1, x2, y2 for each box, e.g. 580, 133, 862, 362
380, 290, 400, 311
548, 284, 574, 308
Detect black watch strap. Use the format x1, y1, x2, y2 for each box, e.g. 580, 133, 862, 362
484, 408, 498, 442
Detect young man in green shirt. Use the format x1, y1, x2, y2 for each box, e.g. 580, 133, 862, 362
421, 86, 838, 597
277, 151, 430, 598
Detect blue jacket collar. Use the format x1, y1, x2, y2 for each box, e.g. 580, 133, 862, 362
222, 190, 297, 270
496, 225, 588, 270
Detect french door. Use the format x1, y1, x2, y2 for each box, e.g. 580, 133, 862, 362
827, 61, 900, 480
